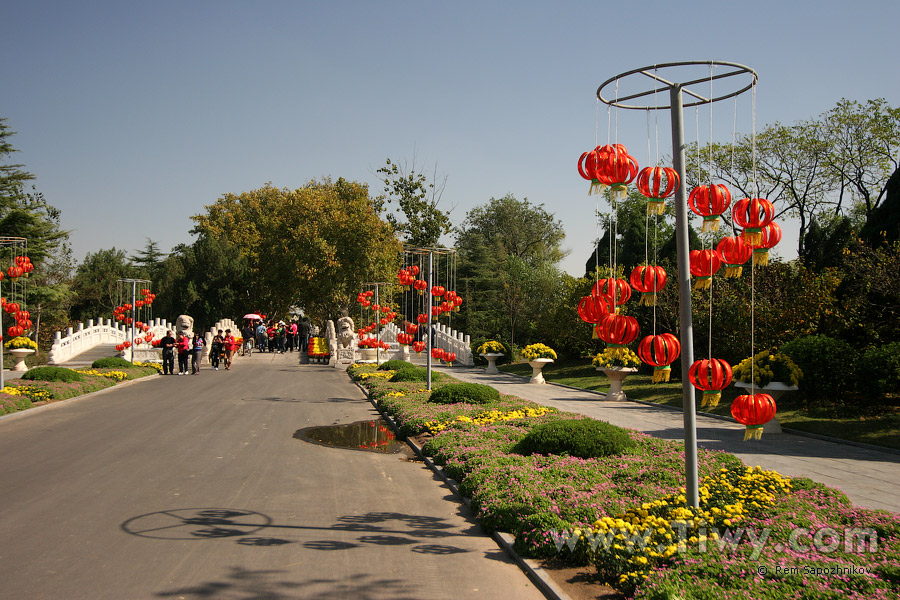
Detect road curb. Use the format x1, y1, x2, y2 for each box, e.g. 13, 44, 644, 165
0, 372, 162, 423
352, 380, 572, 600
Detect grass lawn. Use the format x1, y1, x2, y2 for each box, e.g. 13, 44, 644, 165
500, 358, 900, 451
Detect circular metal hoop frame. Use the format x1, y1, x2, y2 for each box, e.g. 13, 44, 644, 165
597, 61, 757, 110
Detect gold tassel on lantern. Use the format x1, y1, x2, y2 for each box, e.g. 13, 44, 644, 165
610, 184, 628, 201
743, 229, 763, 246
693, 276, 712, 291
743, 425, 764, 441
724, 264, 743, 278
646, 200, 666, 215
652, 366, 671, 383
752, 249, 769, 267
701, 216, 721, 233
639, 292, 657, 306
589, 180, 607, 196
701, 391, 721, 408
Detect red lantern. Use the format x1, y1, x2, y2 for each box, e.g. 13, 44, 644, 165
637, 333, 681, 382
732, 198, 775, 246
688, 358, 733, 408
731, 393, 777, 441
416, 314, 428, 324
413, 280, 428, 294
412, 341, 426, 353
688, 184, 732, 232
748, 222, 782, 266
7, 326, 22, 338
578, 144, 621, 195
431, 306, 442, 318
444, 291, 457, 303
689, 249, 722, 290
397, 333, 412, 345
591, 278, 632, 307
116, 344, 124, 352
6, 266, 17, 279
135, 300, 144, 308
716, 236, 753, 278
629, 265, 667, 306
440, 301, 452, 312
446, 352, 457, 364
144, 333, 153, 342
378, 317, 388, 325
431, 285, 445, 297
594, 313, 639, 347
431, 347, 445, 360
405, 323, 418, 335
452, 295, 463, 311
636, 166, 679, 215
577, 294, 609, 325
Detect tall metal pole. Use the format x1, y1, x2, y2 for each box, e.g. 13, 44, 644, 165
670, 84, 699, 508
374, 283, 380, 364
130, 280, 137, 364
426, 250, 433, 391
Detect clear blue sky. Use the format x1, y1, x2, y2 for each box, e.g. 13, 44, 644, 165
2, 0, 898, 276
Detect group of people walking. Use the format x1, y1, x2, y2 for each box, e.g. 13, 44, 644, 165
159, 329, 236, 375
245, 317, 311, 354
157, 316, 315, 376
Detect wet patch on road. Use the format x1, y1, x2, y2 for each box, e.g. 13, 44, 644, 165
294, 420, 408, 454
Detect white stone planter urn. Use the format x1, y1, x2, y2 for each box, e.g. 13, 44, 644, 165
597, 366, 639, 401
528, 358, 554, 384
480, 353, 503, 374
9, 348, 35, 372
733, 381, 798, 434
358, 348, 378, 362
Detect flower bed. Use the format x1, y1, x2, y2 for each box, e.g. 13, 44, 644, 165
350, 363, 900, 598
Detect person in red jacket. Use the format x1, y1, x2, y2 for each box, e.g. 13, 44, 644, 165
222, 329, 236, 370
176, 332, 191, 375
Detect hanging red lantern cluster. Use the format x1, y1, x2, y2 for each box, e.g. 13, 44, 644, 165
716, 236, 752, 278
688, 184, 732, 232
636, 166, 679, 215
3, 255, 34, 280
431, 347, 457, 364
688, 358, 733, 408
732, 198, 775, 246
731, 393, 777, 440
356, 290, 374, 307
637, 333, 681, 383
629, 265, 667, 306
4, 302, 31, 338
689, 249, 722, 290
397, 265, 419, 286
578, 144, 639, 199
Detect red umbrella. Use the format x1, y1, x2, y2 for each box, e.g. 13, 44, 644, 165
243, 313, 263, 320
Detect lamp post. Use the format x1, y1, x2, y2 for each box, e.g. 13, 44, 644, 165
596, 61, 757, 508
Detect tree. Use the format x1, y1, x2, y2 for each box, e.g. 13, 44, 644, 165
821, 98, 900, 217
190, 179, 401, 322
130, 238, 168, 282
0, 118, 35, 209
69, 248, 135, 323
455, 195, 567, 346
374, 157, 452, 247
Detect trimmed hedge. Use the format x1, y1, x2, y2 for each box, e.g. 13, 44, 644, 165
21, 366, 84, 383
92, 357, 134, 369
378, 359, 415, 372
389, 366, 445, 383
428, 382, 500, 405
513, 418, 636, 459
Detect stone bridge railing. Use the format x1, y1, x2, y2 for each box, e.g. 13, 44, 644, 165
48, 317, 177, 365
380, 322, 473, 366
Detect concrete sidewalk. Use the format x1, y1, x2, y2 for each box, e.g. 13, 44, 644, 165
437, 366, 900, 514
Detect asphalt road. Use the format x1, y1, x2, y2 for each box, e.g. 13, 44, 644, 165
0, 352, 544, 600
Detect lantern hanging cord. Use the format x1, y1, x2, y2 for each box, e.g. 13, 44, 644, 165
695, 105, 702, 184
708, 64, 714, 184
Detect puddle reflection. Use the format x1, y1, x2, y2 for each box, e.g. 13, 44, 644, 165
294, 420, 407, 454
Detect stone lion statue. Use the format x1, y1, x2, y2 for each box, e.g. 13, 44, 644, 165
337, 315, 356, 349
175, 314, 194, 336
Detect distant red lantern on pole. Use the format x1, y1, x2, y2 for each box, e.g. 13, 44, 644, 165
637, 333, 681, 382
748, 221, 782, 266
731, 393, 777, 440
716, 236, 753, 278
689, 249, 722, 290
636, 166, 679, 215
629, 265, 667, 306
732, 198, 775, 246
688, 184, 732, 232
688, 358, 733, 408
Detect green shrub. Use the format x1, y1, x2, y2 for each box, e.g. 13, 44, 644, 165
388, 366, 444, 383
858, 342, 900, 398
428, 382, 500, 405
91, 357, 135, 369
21, 366, 85, 383
513, 418, 635, 459
781, 335, 856, 397
378, 359, 415, 371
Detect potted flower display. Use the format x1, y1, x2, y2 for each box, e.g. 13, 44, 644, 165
476, 340, 507, 374
732, 349, 803, 433
521, 343, 557, 384
592, 347, 641, 401
4, 336, 37, 372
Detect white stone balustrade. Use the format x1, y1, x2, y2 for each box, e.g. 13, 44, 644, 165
48, 317, 177, 365
378, 321, 472, 365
